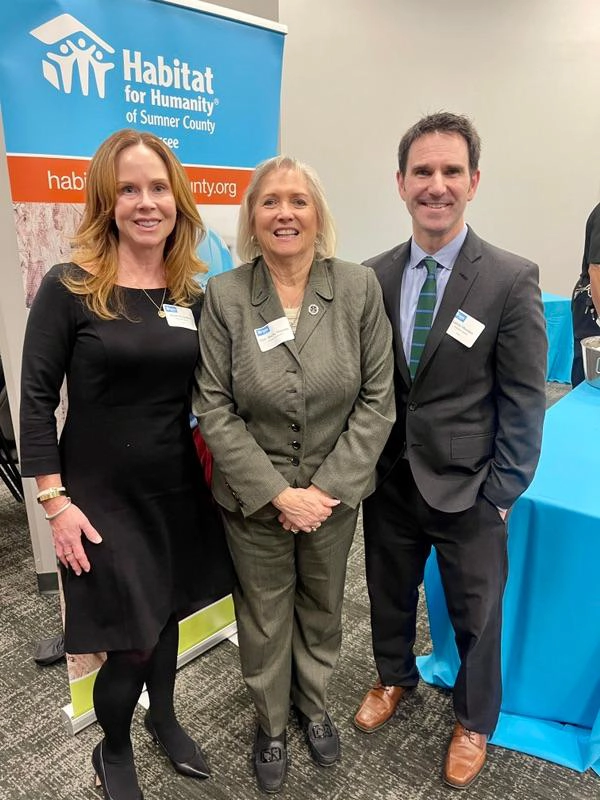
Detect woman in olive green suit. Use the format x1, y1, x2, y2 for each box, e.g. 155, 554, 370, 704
193, 156, 395, 794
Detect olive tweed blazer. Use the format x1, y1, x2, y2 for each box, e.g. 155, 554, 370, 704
193, 257, 395, 517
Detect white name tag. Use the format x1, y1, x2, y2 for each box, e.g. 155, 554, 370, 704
254, 316, 294, 352
162, 304, 197, 331
446, 309, 485, 348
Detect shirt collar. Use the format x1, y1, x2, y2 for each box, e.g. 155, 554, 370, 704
407, 224, 468, 271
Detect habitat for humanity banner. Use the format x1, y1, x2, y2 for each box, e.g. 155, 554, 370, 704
0, 0, 284, 204
0, 0, 284, 727
0, 0, 285, 300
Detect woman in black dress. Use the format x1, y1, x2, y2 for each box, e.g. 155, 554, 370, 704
20, 130, 216, 800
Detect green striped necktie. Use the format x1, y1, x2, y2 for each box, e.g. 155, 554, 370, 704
409, 256, 438, 378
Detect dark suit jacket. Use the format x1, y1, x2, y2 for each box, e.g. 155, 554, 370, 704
366, 227, 547, 513
193, 257, 395, 517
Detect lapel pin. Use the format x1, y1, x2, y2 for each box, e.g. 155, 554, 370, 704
308, 303, 319, 316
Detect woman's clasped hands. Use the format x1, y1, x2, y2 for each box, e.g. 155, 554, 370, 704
273, 485, 340, 534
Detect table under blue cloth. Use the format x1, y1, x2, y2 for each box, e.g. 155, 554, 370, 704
417, 382, 600, 775
542, 291, 573, 383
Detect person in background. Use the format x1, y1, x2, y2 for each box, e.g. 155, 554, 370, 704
571, 204, 600, 385
20, 129, 222, 800
353, 113, 547, 789
193, 155, 395, 794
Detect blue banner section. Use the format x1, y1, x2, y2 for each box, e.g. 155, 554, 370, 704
0, 0, 284, 166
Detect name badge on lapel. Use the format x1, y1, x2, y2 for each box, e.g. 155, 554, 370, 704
162, 304, 197, 330
446, 309, 485, 348
254, 317, 294, 352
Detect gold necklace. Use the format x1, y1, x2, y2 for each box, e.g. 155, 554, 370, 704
273, 273, 307, 310
279, 288, 305, 308
140, 287, 167, 317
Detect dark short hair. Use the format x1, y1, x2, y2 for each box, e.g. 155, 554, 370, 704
397, 112, 481, 175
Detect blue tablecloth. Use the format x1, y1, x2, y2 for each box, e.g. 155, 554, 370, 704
542, 291, 573, 383
418, 382, 600, 774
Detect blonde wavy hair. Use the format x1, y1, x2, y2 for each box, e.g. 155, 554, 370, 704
64, 129, 206, 319
237, 155, 336, 263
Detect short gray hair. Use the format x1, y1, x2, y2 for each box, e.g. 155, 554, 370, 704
237, 155, 336, 263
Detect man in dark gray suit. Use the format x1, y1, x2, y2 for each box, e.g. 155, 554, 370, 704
353, 112, 547, 788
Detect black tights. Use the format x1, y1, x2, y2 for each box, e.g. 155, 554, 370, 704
93, 614, 194, 763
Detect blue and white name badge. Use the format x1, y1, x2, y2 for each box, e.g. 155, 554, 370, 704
446, 309, 485, 348
254, 316, 294, 352
162, 304, 197, 331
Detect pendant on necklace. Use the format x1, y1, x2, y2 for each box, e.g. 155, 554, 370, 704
140, 286, 167, 317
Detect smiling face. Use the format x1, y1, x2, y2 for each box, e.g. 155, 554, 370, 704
113, 144, 177, 257
398, 131, 480, 252
252, 168, 319, 269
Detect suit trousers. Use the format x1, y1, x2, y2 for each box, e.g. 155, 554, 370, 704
221, 502, 357, 736
362, 459, 508, 734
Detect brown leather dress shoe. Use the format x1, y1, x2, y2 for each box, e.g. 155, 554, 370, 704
443, 722, 487, 789
353, 680, 410, 733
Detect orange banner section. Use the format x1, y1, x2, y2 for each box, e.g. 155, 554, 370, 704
6, 155, 252, 204
186, 164, 252, 204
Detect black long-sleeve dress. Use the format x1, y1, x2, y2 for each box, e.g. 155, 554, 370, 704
20, 263, 231, 653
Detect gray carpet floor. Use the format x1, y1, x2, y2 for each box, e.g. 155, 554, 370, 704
1, 382, 597, 799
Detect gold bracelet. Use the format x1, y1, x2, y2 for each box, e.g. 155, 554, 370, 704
36, 486, 67, 504
45, 499, 72, 521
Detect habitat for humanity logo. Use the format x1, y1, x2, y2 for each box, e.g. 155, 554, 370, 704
30, 13, 115, 99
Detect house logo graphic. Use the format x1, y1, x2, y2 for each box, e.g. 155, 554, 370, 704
30, 13, 115, 99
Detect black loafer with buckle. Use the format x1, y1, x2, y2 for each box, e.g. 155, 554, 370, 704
295, 708, 340, 767
253, 724, 288, 794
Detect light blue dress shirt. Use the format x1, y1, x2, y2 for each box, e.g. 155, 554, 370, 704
400, 225, 468, 365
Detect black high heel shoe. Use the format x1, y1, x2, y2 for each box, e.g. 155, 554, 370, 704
92, 741, 144, 800
143, 711, 211, 779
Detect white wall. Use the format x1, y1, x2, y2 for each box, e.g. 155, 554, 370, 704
211, 0, 277, 19
279, 0, 600, 295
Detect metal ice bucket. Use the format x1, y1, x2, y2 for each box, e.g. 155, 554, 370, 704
581, 335, 600, 389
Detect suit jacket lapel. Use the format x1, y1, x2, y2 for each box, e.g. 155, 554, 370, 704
378, 242, 411, 385
250, 257, 333, 361
294, 259, 333, 353
415, 229, 482, 380
251, 258, 301, 365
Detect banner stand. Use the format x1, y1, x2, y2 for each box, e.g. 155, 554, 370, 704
60, 596, 237, 735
